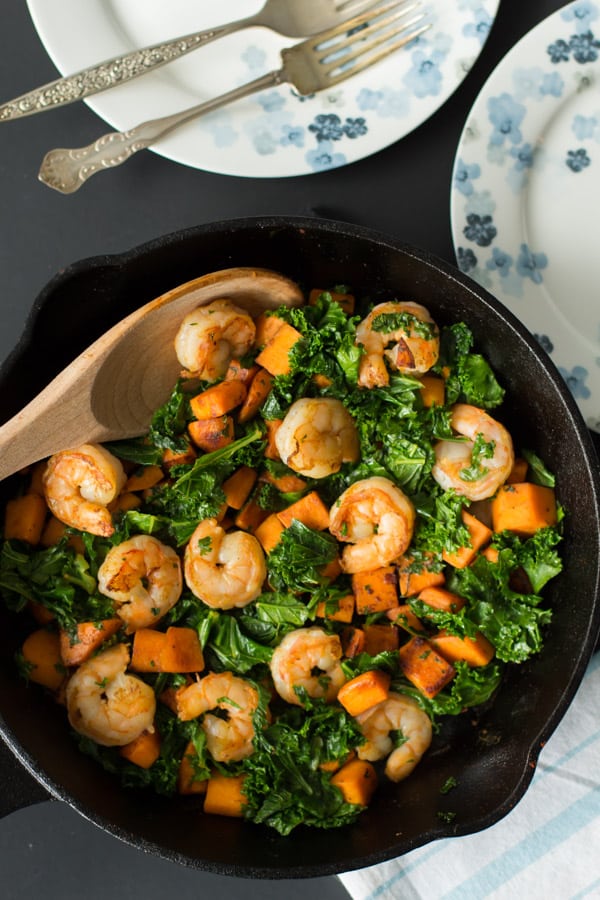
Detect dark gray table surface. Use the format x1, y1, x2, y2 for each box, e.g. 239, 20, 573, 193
0, 1, 579, 897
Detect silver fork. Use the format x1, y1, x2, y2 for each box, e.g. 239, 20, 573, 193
39, 1, 429, 194
1, 0, 386, 121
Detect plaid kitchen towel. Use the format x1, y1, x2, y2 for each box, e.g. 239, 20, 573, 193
338, 652, 600, 900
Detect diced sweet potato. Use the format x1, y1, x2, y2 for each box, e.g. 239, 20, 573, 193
119, 728, 161, 769
224, 359, 259, 387
189, 380, 247, 420
264, 419, 283, 460
188, 415, 234, 452
277, 490, 330, 531
204, 773, 247, 817
39, 516, 85, 554
162, 444, 197, 470
59, 619, 123, 667
398, 636, 456, 699
28, 600, 55, 625
27, 461, 48, 496
178, 740, 208, 795
417, 586, 466, 614
341, 626, 366, 658
312, 373, 333, 389
431, 630, 495, 667
233, 498, 268, 533
161, 627, 205, 673
253, 513, 286, 553
352, 566, 398, 614
238, 369, 274, 424
253, 312, 285, 349
319, 750, 356, 774
315, 593, 355, 623
4, 493, 47, 545
319, 557, 343, 582
397, 555, 445, 597
222, 466, 258, 510
480, 545, 499, 564
331, 759, 378, 807
21, 629, 64, 691
123, 465, 164, 492
418, 375, 445, 408
260, 470, 307, 494
386, 604, 426, 634
255, 321, 303, 376
442, 510, 492, 569
109, 491, 143, 513
506, 457, 528, 484
363, 623, 400, 655
491, 483, 557, 536
337, 670, 391, 717
39, 515, 66, 547
130, 629, 166, 673
131, 627, 204, 673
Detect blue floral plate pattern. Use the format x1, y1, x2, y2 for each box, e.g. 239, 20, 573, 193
451, 0, 600, 431
27, 0, 498, 177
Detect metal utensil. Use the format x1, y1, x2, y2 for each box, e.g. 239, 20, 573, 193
38, 1, 428, 194
0, 0, 384, 121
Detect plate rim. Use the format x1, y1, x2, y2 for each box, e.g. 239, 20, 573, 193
25, 0, 501, 178
449, 0, 600, 431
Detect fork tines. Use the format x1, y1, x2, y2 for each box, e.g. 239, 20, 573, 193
315, 0, 430, 85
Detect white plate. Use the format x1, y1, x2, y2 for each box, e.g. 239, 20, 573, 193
450, 0, 600, 431
26, 0, 499, 178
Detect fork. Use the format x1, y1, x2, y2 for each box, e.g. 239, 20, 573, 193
39, 1, 429, 194
0, 0, 385, 121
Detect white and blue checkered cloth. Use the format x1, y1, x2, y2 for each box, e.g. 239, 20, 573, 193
338, 653, 600, 900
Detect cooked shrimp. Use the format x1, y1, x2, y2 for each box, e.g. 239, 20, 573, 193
432, 403, 515, 501
42, 443, 126, 537
269, 627, 346, 706
329, 476, 416, 574
174, 299, 256, 382
66, 643, 155, 747
176, 671, 260, 762
184, 518, 266, 610
356, 692, 432, 782
97, 535, 183, 632
274, 397, 360, 479
356, 301, 440, 388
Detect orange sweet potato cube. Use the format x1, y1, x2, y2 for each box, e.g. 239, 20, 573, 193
254, 513, 286, 553
398, 636, 456, 699
352, 566, 398, 614
430, 630, 495, 668
331, 759, 378, 806
337, 670, 391, 717
161, 627, 205, 673
204, 773, 247, 817
315, 593, 355, 623
442, 510, 492, 569
277, 490, 330, 531
397, 555, 445, 597
119, 729, 161, 769
491, 483, 557, 536
254, 321, 303, 376
363, 623, 400, 654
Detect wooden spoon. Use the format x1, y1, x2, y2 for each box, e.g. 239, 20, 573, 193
0, 267, 304, 481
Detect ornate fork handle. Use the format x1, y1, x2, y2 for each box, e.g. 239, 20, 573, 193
38, 71, 282, 194
0, 20, 255, 121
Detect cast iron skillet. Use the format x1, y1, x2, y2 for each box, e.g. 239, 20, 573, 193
1, 216, 599, 878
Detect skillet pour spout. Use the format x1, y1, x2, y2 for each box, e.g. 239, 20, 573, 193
0, 216, 599, 878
